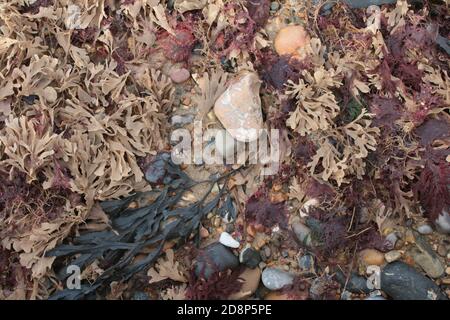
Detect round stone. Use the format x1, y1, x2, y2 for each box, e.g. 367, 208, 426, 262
270, 2, 280, 11
274, 25, 310, 56
169, 67, 190, 83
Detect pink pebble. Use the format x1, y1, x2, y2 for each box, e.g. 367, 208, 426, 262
169, 68, 190, 83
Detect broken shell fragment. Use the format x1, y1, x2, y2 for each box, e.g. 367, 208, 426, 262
274, 25, 310, 56
213, 72, 263, 142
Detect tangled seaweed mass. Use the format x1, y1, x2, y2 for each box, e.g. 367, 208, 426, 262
0, 0, 449, 300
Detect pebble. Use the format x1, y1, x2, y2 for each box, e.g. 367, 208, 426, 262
298, 254, 315, 274
239, 246, 261, 269
214, 72, 263, 142
213, 216, 221, 227
219, 232, 240, 248
340, 290, 353, 300
410, 233, 445, 278
385, 232, 398, 249
384, 250, 402, 263
437, 245, 447, 257
335, 270, 371, 294
43, 87, 57, 103
132, 291, 150, 300
195, 242, 239, 279
225, 223, 235, 233
380, 262, 448, 300
446, 267, 450, 275
169, 67, 190, 83
144, 153, 170, 184
261, 268, 294, 290
292, 222, 313, 247
405, 229, 415, 243
171, 114, 194, 126
417, 224, 433, 235
260, 249, 268, 262
229, 268, 261, 300
358, 249, 385, 267
199, 226, 209, 238
270, 1, 279, 11
263, 246, 271, 259
274, 25, 310, 56
435, 209, 450, 234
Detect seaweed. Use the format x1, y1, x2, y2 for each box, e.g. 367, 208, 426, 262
47, 161, 242, 299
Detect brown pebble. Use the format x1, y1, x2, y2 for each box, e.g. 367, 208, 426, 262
213, 217, 221, 227
247, 224, 256, 237
358, 249, 385, 267
437, 245, 447, 257
200, 226, 209, 238
274, 25, 310, 56
182, 97, 191, 105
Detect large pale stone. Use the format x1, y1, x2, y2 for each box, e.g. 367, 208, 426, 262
213, 72, 263, 142
274, 25, 310, 56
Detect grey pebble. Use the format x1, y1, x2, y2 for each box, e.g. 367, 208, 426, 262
380, 262, 448, 300
261, 268, 294, 291
195, 242, 239, 279
417, 224, 433, 235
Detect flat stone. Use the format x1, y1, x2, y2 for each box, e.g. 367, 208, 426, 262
292, 222, 313, 247
298, 254, 315, 274
385, 250, 402, 263
410, 233, 445, 278
261, 268, 294, 290
417, 224, 433, 235
381, 261, 447, 300
214, 72, 263, 142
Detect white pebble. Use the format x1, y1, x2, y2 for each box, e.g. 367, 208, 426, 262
435, 210, 450, 234
219, 232, 240, 248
